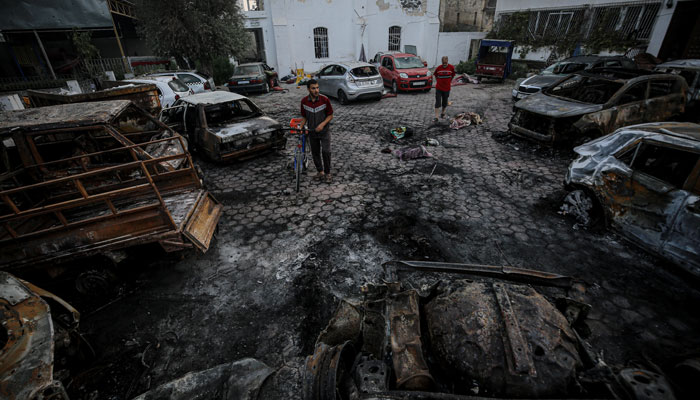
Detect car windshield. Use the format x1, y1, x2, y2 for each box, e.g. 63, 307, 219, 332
234, 65, 261, 75
168, 79, 189, 92
205, 99, 262, 125
394, 56, 424, 69
542, 62, 587, 75
351, 66, 379, 77
547, 75, 623, 104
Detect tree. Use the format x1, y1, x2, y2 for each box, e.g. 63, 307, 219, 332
134, 0, 249, 75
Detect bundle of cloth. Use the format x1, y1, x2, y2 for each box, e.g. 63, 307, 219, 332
449, 112, 483, 130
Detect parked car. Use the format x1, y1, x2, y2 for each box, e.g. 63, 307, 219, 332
654, 59, 700, 120
378, 52, 432, 93
125, 76, 193, 108
149, 71, 215, 93
513, 55, 637, 101
509, 69, 687, 145
563, 122, 700, 277
160, 91, 286, 162
316, 62, 383, 104
226, 62, 278, 94
475, 39, 514, 82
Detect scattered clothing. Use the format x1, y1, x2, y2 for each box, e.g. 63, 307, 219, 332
451, 73, 479, 86
426, 138, 440, 146
392, 145, 433, 161
390, 126, 412, 140
449, 112, 483, 130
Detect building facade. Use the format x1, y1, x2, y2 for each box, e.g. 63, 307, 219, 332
238, 0, 443, 75
439, 0, 497, 32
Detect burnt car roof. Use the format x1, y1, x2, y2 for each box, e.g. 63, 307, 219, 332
0, 100, 133, 134
624, 122, 700, 142
179, 91, 247, 105
656, 59, 700, 69
562, 55, 632, 63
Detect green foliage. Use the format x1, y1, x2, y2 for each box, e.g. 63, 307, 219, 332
71, 29, 100, 60
509, 61, 529, 80
488, 10, 639, 59
456, 59, 476, 75
212, 56, 235, 86
134, 0, 250, 75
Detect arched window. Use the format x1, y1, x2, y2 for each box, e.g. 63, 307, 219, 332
313, 27, 329, 58
388, 26, 401, 51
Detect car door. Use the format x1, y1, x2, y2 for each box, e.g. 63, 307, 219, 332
601, 140, 698, 253
610, 81, 648, 131
317, 65, 335, 95
327, 65, 346, 96
662, 157, 700, 272
646, 78, 685, 121
380, 57, 393, 87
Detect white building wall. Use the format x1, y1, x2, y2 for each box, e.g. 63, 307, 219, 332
243, 0, 441, 76
436, 32, 488, 64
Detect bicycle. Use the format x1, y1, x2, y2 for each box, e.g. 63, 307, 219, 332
286, 118, 310, 193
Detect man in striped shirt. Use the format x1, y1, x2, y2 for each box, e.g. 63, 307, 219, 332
300, 79, 334, 183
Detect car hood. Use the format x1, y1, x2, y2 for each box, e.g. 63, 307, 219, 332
519, 74, 564, 89
211, 116, 281, 142
397, 67, 429, 74
515, 92, 603, 117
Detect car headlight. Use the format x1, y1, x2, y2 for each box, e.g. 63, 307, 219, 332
399, 73, 408, 79
426, 70, 432, 77
512, 89, 518, 97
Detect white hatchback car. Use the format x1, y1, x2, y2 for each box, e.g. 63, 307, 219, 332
148, 71, 215, 93
125, 77, 193, 108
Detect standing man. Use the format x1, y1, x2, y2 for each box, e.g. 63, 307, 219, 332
300, 79, 334, 183
433, 56, 456, 122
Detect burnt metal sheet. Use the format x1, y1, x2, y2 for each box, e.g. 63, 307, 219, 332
387, 289, 433, 390
182, 191, 222, 253
384, 260, 576, 288
180, 91, 246, 105
28, 83, 162, 116
0, 100, 132, 134
424, 281, 582, 397
0, 272, 59, 400
132, 358, 274, 400
616, 369, 675, 400
0, 0, 112, 31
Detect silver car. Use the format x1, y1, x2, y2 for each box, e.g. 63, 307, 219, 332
316, 62, 383, 104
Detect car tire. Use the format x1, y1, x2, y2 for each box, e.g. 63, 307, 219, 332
561, 189, 602, 228
263, 82, 270, 93
338, 90, 348, 105
392, 81, 398, 94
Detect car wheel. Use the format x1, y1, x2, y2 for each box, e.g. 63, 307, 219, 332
392, 81, 398, 94
263, 82, 270, 93
560, 189, 601, 228
338, 90, 348, 105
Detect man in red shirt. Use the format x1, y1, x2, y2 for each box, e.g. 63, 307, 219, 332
433, 56, 456, 122
300, 79, 334, 182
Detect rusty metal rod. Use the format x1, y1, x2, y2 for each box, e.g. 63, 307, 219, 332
384, 260, 576, 289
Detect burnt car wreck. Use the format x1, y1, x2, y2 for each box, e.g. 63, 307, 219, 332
159, 91, 286, 162
0, 100, 222, 285
509, 69, 687, 145
302, 261, 695, 400
563, 122, 700, 277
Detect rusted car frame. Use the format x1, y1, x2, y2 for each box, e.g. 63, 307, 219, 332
564, 122, 700, 277
160, 91, 285, 162
0, 100, 221, 275
509, 69, 687, 144
27, 81, 162, 115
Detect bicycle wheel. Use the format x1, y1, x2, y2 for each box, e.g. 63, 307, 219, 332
295, 148, 302, 192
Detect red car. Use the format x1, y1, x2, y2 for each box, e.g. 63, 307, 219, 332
379, 53, 432, 93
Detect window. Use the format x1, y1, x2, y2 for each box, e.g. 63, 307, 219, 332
649, 80, 675, 98
382, 57, 393, 69
332, 66, 346, 76
388, 26, 401, 51
239, 0, 262, 12
313, 27, 329, 59
177, 74, 201, 84
619, 82, 647, 104
631, 143, 699, 188
319, 65, 334, 76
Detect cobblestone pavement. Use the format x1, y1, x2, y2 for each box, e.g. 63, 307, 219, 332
79, 83, 700, 399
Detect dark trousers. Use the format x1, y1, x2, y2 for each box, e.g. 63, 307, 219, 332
435, 89, 450, 109
309, 132, 331, 174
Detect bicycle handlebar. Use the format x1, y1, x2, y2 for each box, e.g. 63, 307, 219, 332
281, 127, 311, 134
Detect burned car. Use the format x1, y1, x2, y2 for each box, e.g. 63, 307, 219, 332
655, 59, 700, 119
160, 91, 285, 162
563, 122, 700, 277
0, 100, 221, 289
509, 69, 687, 144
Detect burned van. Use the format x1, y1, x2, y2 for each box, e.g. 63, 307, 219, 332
0, 100, 221, 282
160, 91, 286, 162
509, 69, 687, 145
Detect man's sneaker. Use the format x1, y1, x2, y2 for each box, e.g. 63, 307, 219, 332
313, 171, 325, 180
324, 174, 333, 183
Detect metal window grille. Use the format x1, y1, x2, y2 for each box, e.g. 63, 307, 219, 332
314, 27, 329, 59
239, 0, 262, 11
389, 26, 401, 51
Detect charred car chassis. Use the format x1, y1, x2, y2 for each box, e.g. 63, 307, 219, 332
0, 100, 221, 280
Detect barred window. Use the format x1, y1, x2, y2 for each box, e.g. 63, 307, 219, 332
314, 27, 329, 59
389, 26, 401, 51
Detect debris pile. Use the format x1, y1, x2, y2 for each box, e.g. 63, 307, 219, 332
450, 112, 483, 130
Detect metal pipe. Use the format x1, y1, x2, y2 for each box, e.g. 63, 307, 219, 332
33, 30, 56, 80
